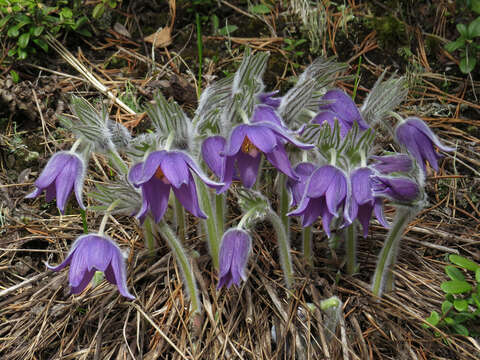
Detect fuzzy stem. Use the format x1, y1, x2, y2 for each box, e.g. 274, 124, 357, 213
70, 138, 82, 153
197, 180, 219, 270
158, 220, 201, 313
371, 207, 411, 297
345, 223, 357, 275
215, 193, 225, 239
142, 216, 156, 254
302, 226, 313, 266
278, 174, 290, 237
98, 200, 120, 236
107, 148, 129, 174
174, 197, 186, 242
164, 132, 175, 151
388, 111, 405, 124
266, 208, 293, 289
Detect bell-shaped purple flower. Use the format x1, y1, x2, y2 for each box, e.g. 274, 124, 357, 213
348, 168, 389, 237
372, 175, 420, 203
26, 151, 86, 214
217, 228, 251, 289
47, 233, 134, 299
395, 117, 454, 174
203, 114, 313, 193
286, 162, 316, 208
314, 89, 369, 136
129, 150, 223, 223
258, 90, 281, 109
370, 154, 413, 174
288, 165, 347, 237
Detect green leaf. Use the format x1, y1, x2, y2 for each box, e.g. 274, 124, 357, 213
60, 7, 73, 19
468, 17, 480, 37
18, 32, 30, 48
457, 23, 468, 37
7, 25, 19, 37
446, 266, 465, 281
10, 70, 19, 83
472, 0, 480, 14
425, 311, 440, 327
74, 16, 88, 30
453, 324, 469, 336
441, 280, 473, 294
445, 39, 465, 53
218, 24, 238, 36
441, 300, 453, 314
92, 3, 105, 19
460, 56, 476, 73
250, 4, 271, 14
471, 293, 480, 307
0, 15, 11, 29
32, 26, 44, 37
75, 28, 92, 37
17, 47, 27, 60
476, 268, 480, 282
33, 38, 48, 52
454, 299, 469, 312
449, 254, 479, 271
444, 317, 455, 325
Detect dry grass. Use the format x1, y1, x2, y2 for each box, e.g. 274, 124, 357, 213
1, 1, 480, 359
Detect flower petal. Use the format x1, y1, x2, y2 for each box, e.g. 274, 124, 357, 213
236, 151, 262, 188
244, 125, 277, 154
142, 177, 171, 223
160, 152, 190, 188
264, 143, 298, 180
136, 151, 167, 185
306, 165, 338, 198
351, 167, 373, 205
225, 125, 248, 156
301, 197, 324, 227
201, 136, 227, 178
107, 251, 135, 299
70, 269, 95, 294
34, 152, 71, 189
325, 170, 346, 216
251, 104, 283, 126
73, 155, 86, 210
374, 198, 389, 228
128, 162, 144, 186
320, 89, 369, 130
172, 173, 207, 218
180, 151, 224, 190
55, 157, 77, 213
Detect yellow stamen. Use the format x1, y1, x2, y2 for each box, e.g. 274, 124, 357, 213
241, 136, 260, 157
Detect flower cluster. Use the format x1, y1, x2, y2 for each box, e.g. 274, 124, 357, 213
26, 53, 453, 304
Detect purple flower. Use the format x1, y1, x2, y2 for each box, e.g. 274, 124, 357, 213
314, 89, 369, 136
129, 150, 223, 223
217, 228, 251, 289
47, 233, 134, 299
395, 117, 454, 174
372, 175, 420, 203
288, 165, 347, 237
286, 162, 316, 208
348, 168, 389, 237
26, 151, 85, 214
258, 90, 281, 109
370, 154, 413, 174
203, 115, 313, 192
250, 104, 284, 127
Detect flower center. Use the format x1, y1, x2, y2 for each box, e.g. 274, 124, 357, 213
154, 167, 170, 184
241, 136, 260, 157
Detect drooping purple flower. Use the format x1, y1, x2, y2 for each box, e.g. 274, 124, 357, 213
395, 117, 454, 174
311, 110, 351, 138
371, 175, 420, 203
129, 150, 223, 223
286, 162, 317, 208
250, 104, 284, 127
203, 115, 313, 193
348, 168, 389, 237
47, 233, 134, 299
314, 89, 369, 136
26, 151, 86, 214
258, 90, 281, 109
288, 165, 347, 237
370, 154, 413, 174
217, 228, 251, 289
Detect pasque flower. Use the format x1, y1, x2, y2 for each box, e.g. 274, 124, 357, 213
348, 168, 389, 237
395, 117, 454, 174
26, 151, 85, 214
217, 229, 251, 289
288, 165, 347, 237
286, 162, 316, 208
372, 175, 420, 203
370, 154, 413, 174
47, 234, 134, 299
129, 150, 224, 223
203, 107, 313, 193
258, 90, 281, 109
312, 89, 369, 137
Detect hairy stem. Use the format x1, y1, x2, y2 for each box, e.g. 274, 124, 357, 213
371, 207, 411, 297
302, 226, 313, 266
278, 174, 290, 238
197, 180, 219, 270
345, 223, 357, 275
158, 221, 201, 313
174, 197, 186, 242
107, 148, 129, 174
142, 216, 156, 254
215, 193, 225, 240
266, 209, 293, 289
